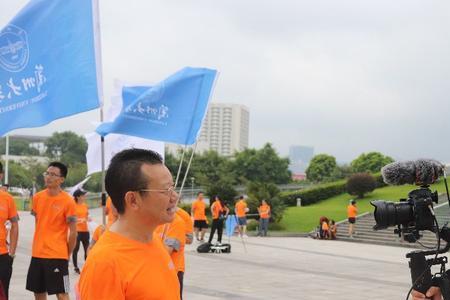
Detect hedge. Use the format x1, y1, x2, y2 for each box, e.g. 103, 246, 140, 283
280, 172, 386, 207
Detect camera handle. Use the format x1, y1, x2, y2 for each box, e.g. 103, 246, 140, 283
406, 242, 450, 297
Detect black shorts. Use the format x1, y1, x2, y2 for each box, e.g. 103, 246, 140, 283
194, 220, 208, 229
348, 217, 356, 224
26, 257, 70, 295
0, 254, 13, 298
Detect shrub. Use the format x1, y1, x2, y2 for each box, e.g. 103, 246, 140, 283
347, 173, 376, 198
280, 180, 347, 206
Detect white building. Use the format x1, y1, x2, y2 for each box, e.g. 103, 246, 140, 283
167, 103, 250, 156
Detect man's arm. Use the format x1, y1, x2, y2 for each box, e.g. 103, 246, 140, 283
9, 219, 18, 256
67, 220, 77, 255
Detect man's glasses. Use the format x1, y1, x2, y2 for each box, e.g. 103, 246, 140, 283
42, 171, 62, 178
138, 186, 176, 197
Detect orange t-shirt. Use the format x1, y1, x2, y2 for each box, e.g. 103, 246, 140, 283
75, 203, 89, 232
322, 222, 329, 231
235, 200, 247, 218
211, 200, 224, 219
0, 190, 18, 255
155, 214, 186, 272
259, 204, 270, 219
31, 189, 76, 259
176, 208, 193, 241
347, 204, 358, 218
191, 199, 206, 221
92, 224, 105, 242
106, 197, 118, 227
79, 230, 180, 300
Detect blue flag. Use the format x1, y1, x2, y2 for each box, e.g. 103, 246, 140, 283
96, 67, 217, 145
0, 0, 101, 136
225, 215, 238, 237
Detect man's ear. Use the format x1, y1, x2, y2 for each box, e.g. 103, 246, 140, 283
124, 191, 140, 212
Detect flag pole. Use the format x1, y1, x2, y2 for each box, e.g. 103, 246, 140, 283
4, 135, 9, 185
92, 0, 107, 225
174, 145, 187, 188
178, 142, 198, 197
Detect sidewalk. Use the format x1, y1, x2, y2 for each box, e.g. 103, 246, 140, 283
10, 208, 418, 299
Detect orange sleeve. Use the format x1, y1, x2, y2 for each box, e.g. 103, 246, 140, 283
8, 194, 18, 220
165, 220, 185, 251
31, 194, 38, 215
79, 258, 125, 300
66, 199, 77, 223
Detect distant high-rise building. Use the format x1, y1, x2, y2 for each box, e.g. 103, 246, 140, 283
167, 103, 249, 156
289, 145, 314, 173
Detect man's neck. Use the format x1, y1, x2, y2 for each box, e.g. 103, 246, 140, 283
112, 217, 156, 244
46, 186, 62, 196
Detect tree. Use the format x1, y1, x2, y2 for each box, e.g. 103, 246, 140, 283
305, 154, 338, 182
350, 152, 394, 174
0, 138, 39, 156
231, 143, 291, 184
246, 181, 286, 223
45, 131, 88, 166
346, 173, 376, 198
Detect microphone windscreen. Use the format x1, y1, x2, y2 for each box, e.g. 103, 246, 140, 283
415, 159, 444, 185
381, 161, 416, 185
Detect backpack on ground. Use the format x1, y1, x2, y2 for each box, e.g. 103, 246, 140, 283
210, 243, 231, 253
197, 242, 212, 253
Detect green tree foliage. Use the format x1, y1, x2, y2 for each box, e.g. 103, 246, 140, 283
350, 152, 394, 174
45, 131, 87, 166
305, 154, 338, 182
64, 163, 88, 188
231, 143, 291, 184
0, 138, 39, 156
205, 178, 237, 206
245, 181, 286, 223
7, 161, 33, 188
346, 172, 376, 198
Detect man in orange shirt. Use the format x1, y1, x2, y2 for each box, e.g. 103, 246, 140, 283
79, 148, 180, 299
155, 213, 186, 299
72, 189, 90, 274
26, 162, 77, 300
257, 200, 271, 237
104, 196, 118, 227
347, 199, 358, 238
191, 192, 208, 241
0, 162, 19, 300
235, 195, 249, 238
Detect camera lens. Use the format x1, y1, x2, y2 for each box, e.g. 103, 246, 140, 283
371, 200, 414, 230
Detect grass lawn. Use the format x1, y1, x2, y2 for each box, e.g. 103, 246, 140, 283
280, 180, 450, 233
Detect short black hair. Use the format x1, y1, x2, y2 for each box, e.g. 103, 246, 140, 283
48, 162, 68, 178
239, 195, 244, 200
105, 148, 163, 214
0, 162, 2, 173
197, 191, 204, 196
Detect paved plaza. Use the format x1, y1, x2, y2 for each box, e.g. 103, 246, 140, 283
9, 208, 420, 299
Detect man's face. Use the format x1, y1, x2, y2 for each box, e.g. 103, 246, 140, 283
198, 193, 204, 200
43, 166, 65, 189
136, 163, 178, 226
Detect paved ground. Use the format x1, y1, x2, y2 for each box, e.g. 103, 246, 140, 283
10, 208, 423, 299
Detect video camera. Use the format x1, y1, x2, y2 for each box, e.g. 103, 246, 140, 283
371, 159, 450, 299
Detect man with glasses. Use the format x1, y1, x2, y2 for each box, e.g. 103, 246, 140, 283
0, 162, 19, 300
79, 148, 180, 299
26, 162, 77, 300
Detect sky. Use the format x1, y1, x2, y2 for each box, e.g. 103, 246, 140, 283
1, 0, 450, 163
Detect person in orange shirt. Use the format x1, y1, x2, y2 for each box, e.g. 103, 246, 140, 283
88, 203, 118, 253
347, 199, 358, 238
72, 189, 90, 274
208, 196, 229, 245
26, 162, 77, 300
176, 207, 193, 245
235, 195, 249, 238
321, 220, 329, 239
104, 196, 118, 227
155, 213, 186, 299
0, 162, 19, 300
191, 192, 208, 241
79, 148, 180, 300
257, 200, 271, 237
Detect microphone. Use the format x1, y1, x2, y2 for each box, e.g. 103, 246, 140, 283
381, 159, 445, 185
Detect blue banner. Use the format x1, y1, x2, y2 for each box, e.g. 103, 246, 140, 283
225, 215, 238, 237
96, 67, 217, 145
0, 0, 101, 136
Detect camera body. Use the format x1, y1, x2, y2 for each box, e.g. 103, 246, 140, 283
371, 186, 438, 242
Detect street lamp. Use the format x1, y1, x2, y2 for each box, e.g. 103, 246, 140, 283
191, 177, 195, 200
